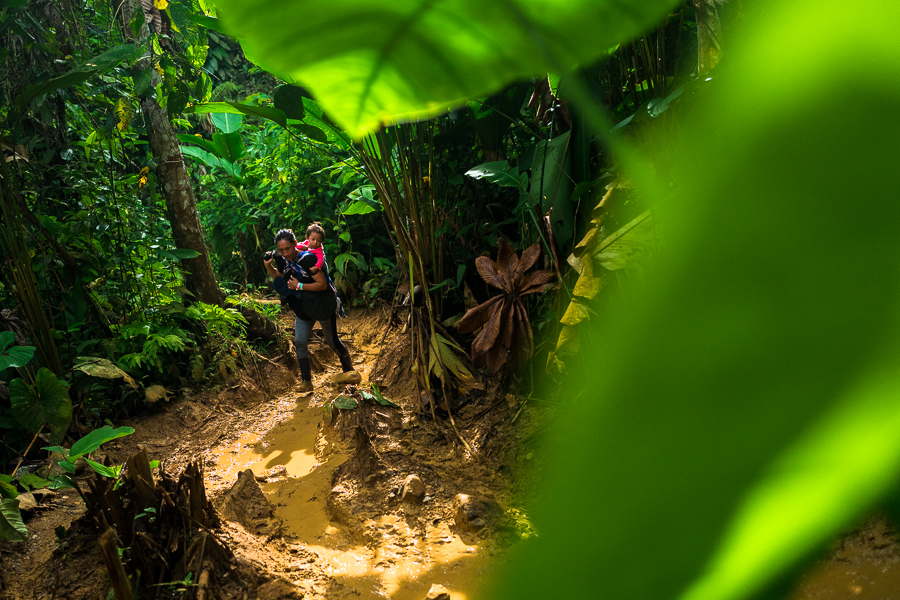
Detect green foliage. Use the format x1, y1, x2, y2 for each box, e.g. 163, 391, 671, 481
214, 0, 679, 137
0, 331, 35, 372
68, 426, 135, 461
0, 426, 136, 542
14, 44, 142, 112
9, 368, 72, 446
74, 357, 138, 389
118, 322, 192, 374
0, 498, 27, 542
499, 3, 900, 600
190, 302, 247, 339
190, 0, 900, 599
227, 294, 281, 321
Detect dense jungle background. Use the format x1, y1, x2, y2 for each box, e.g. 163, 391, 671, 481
2, 0, 900, 599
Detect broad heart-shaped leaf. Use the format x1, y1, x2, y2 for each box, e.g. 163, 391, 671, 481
185, 102, 245, 115
177, 133, 218, 155
180, 145, 241, 180
212, 131, 246, 163
498, 2, 900, 600
210, 111, 242, 133
68, 426, 135, 460
0, 498, 27, 542
343, 199, 378, 215
214, 0, 678, 138
465, 161, 523, 189
0, 331, 35, 371
9, 368, 71, 445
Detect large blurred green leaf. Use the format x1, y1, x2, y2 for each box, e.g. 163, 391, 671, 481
498, 1, 900, 600
213, 0, 679, 138
9, 368, 71, 445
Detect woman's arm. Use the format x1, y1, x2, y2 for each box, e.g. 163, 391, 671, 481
289, 269, 328, 292
263, 256, 283, 279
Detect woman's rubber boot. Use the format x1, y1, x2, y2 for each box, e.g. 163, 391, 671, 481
297, 357, 314, 392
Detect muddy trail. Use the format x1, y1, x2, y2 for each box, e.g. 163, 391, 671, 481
3, 309, 900, 600
0, 309, 538, 600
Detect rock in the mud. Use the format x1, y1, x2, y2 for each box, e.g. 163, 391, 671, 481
220, 469, 278, 534
401, 474, 425, 503
256, 578, 303, 600
425, 583, 451, 600
327, 483, 359, 529
255, 465, 288, 482
16, 491, 37, 514
454, 493, 500, 535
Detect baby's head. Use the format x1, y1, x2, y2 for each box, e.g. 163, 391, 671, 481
305, 222, 325, 249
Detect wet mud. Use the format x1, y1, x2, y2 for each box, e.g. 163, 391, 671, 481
4, 308, 896, 599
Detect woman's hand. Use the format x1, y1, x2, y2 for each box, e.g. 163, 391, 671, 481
263, 254, 281, 279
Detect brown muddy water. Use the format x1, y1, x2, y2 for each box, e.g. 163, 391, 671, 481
214, 394, 498, 600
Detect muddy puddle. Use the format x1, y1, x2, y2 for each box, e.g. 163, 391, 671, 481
213, 392, 499, 599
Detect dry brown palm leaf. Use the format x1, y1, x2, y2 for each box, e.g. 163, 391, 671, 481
458, 240, 554, 373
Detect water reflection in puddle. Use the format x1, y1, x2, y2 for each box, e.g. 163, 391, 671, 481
214, 399, 497, 599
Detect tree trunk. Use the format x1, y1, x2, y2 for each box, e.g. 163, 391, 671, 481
142, 97, 224, 306
116, 0, 223, 306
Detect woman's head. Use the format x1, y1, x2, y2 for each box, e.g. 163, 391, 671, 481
275, 228, 298, 260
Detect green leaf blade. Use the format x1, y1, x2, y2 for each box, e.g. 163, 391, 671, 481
210, 111, 243, 133
69, 426, 135, 460
0, 499, 27, 542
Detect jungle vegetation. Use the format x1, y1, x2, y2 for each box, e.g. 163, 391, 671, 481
2, 0, 899, 600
